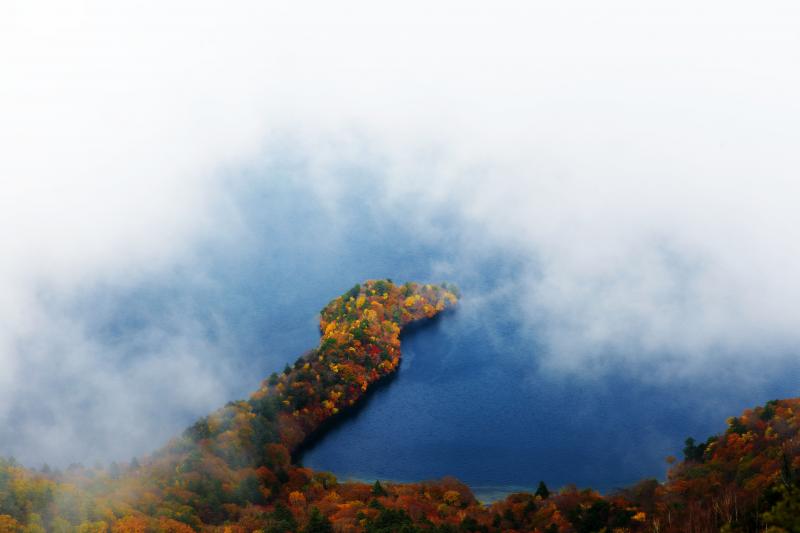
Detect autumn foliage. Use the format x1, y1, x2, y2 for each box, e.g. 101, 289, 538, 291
2, 280, 800, 532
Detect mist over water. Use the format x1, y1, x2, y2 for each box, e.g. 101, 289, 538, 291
290, 189, 800, 495
15, 169, 794, 497
4, 0, 800, 504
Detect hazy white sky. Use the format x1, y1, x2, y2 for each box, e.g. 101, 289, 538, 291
2, 1, 800, 464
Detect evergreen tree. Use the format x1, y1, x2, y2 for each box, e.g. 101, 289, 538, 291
267, 501, 297, 533
372, 480, 388, 497
302, 507, 333, 533
763, 484, 800, 531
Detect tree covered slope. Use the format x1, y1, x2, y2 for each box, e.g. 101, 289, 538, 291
2, 281, 800, 532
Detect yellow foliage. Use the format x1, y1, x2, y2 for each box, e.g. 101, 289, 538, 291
443, 490, 461, 506
289, 490, 307, 507
0, 515, 20, 533
79, 522, 109, 533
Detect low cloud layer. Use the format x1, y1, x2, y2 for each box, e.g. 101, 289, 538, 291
3, 1, 800, 464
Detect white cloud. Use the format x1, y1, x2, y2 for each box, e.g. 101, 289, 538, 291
2, 0, 800, 463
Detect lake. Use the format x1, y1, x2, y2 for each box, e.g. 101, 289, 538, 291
88, 167, 800, 499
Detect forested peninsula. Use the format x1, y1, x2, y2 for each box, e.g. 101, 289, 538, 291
2, 280, 800, 532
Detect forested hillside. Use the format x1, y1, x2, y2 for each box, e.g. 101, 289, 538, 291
2, 280, 800, 532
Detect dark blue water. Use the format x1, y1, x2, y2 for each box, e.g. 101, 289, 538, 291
77, 161, 800, 498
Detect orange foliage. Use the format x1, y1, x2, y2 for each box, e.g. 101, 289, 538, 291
7, 280, 800, 532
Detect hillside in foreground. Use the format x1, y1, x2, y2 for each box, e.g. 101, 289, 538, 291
2, 280, 800, 532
